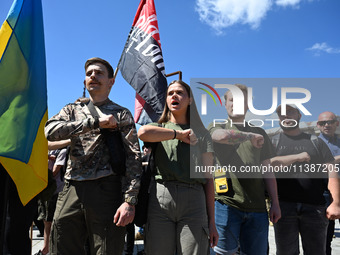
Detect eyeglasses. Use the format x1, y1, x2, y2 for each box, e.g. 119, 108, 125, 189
317, 120, 337, 126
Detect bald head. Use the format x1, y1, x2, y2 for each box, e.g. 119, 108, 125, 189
318, 111, 336, 121
317, 111, 339, 137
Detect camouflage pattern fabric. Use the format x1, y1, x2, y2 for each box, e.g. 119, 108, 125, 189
45, 98, 142, 198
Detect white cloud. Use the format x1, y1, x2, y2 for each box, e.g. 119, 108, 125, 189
195, 0, 313, 34
276, 0, 301, 7
195, 0, 272, 34
306, 42, 340, 56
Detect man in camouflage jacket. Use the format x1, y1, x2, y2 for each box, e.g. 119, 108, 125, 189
45, 57, 141, 255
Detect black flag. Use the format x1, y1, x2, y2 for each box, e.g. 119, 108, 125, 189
118, 0, 167, 125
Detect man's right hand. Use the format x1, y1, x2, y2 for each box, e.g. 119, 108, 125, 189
99, 114, 118, 129
326, 201, 340, 220
177, 129, 198, 145
250, 133, 264, 148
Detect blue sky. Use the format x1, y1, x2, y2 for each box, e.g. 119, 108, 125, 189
1, 0, 340, 129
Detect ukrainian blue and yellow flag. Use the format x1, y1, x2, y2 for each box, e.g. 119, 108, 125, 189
0, 0, 48, 205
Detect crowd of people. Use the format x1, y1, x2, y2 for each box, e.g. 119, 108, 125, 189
1, 57, 340, 255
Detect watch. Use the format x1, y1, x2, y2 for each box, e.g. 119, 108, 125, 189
125, 196, 138, 206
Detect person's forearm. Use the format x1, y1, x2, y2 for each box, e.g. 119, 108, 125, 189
262, 160, 281, 223
328, 168, 340, 205
138, 125, 175, 142
45, 106, 97, 141
270, 156, 295, 167
122, 123, 142, 198
204, 178, 216, 225
52, 165, 62, 177
202, 153, 215, 224
212, 129, 255, 144
270, 153, 306, 167
262, 160, 279, 204
263, 174, 279, 205
48, 139, 71, 150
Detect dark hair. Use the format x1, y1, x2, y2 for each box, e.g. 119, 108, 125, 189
84, 57, 114, 78
158, 80, 205, 131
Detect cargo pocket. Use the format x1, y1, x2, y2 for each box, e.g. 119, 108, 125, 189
49, 222, 57, 254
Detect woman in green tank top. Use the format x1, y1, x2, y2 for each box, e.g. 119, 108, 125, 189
138, 80, 218, 254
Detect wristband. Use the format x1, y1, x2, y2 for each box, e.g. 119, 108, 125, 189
173, 129, 177, 139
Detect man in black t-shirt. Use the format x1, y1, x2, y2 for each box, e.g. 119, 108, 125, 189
271, 104, 340, 255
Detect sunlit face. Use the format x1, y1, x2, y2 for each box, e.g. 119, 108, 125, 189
317, 112, 339, 137
277, 106, 301, 130
225, 91, 248, 119
84, 63, 114, 96
166, 83, 191, 115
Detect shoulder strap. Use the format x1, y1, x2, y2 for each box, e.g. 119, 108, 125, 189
271, 133, 281, 150
60, 146, 70, 182
310, 134, 321, 159
148, 142, 158, 176
87, 101, 100, 118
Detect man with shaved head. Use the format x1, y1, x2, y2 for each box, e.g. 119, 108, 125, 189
317, 111, 340, 255
318, 111, 340, 164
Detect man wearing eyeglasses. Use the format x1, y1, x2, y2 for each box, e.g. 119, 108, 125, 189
317, 111, 340, 255
270, 105, 340, 255
318, 112, 340, 161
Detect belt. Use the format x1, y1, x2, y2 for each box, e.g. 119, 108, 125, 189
156, 179, 203, 188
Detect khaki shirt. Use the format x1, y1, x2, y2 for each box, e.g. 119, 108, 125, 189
149, 122, 213, 184
45, 98, 142, 198
208, 121, 275, 212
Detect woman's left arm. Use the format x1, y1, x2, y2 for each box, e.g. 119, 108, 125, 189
202, 152, 219, 247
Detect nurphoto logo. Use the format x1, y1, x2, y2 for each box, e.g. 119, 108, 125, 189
199, 84, 311, 116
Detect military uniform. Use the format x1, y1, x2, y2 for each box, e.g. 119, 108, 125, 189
45, 98, 141, 255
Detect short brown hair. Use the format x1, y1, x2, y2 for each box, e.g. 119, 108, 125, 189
84, 57, 114, 78
224, 84, 248, 101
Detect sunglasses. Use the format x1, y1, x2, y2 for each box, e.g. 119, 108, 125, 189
317, 120, 337, 126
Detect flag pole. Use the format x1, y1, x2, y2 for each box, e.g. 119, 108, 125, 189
0, 164, 10, 255
166, 71, 182, 81
114, 67, 119, 80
